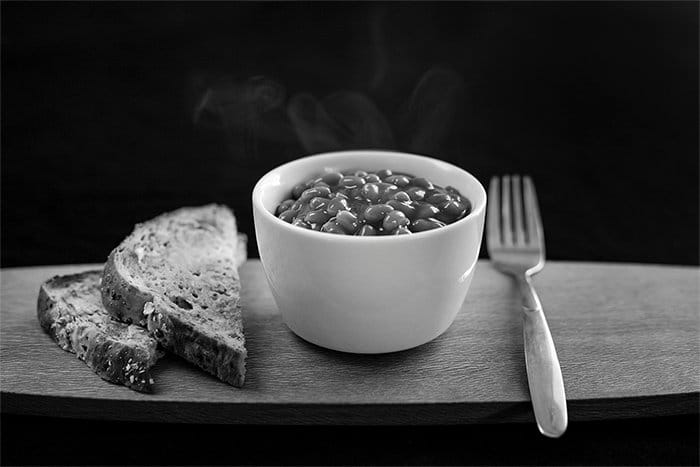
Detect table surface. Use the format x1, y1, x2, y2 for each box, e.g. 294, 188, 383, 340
1, 260, 698, 424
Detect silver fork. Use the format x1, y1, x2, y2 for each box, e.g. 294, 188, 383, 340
486, 175, 568, 438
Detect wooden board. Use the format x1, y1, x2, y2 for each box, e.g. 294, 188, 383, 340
1, 261, 698, 424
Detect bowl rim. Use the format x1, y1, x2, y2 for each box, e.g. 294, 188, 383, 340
252, 150, 487, 242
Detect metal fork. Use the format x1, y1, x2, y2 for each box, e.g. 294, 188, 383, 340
486, 175, 568, 438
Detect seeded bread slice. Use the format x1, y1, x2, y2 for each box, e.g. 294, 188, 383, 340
101, 204, 247, 387
37, 271, 161, 392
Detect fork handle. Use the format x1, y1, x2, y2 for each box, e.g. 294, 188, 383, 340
517, 276, 568, 438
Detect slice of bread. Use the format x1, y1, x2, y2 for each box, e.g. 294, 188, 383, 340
35, 231, 246, 393
101, 205, 247, 387
37, 271, 161, 392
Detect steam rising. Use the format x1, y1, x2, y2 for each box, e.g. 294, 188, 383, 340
399, 68, 465, 154
193, 75, 284, 127
191, 8, 466, 161
287, 91, 394, 153
192, 75, 288, 158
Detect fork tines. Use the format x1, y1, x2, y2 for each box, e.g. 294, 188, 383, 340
487, 175, 543, 249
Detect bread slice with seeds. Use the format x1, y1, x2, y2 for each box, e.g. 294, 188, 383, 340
101, 204, 247, 387
37, 271, 161, 392
36, 233, 246, 393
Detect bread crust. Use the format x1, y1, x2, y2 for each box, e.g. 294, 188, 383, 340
38, 271, 161, 393
102, 252, 154, 327
101, 204, 247, 387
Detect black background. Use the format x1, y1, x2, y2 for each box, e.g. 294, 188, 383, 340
2, 1, 698, 267
1, 2, 698, 465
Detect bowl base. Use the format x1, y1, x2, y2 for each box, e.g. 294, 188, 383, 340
283, 317, 457, 355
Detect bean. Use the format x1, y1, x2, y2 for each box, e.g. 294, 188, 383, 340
357, 225, 377, 236
335, 210, 359, 233
411, 218, 446, 232
445, 185, 461, 197
326, 197, 350, 216
413, 202, 441, 219
292, 182, 311, 199
382, 210, 410, 231
309, 197, 329, 210
376, 182, 397, 192
377, 183, 399, 202
425, 192, 451, 205
364, 173, 381, 183
340, 176, 366, 189
412, 177, 434, 190
349, 199, 367, 212
330, 191, 348, 199
386, 199, 416, 218
360, 183, 381, 203
442, 200, 468, 218
321, 172, 344, 186
385, 175, 411, 187
300, 186, 332, 203
393, 226, 412, 235
292, 218, 311, 229
392, 191, 411, 203
462, 198, 472, 215
304, 209, 331, 225
278, 209, 296, 223
376, 169, 393, 179
276, 199, 295, 215
435, 200, 469, 223
345, 187, 364, 200
354, 170, 368, 177
434, 211, 455, 223
291, 200, 304, 213
364, 204, 394, 224
405, 187, 426, 201
321, 220, 345, 234
296, 204, 312, 220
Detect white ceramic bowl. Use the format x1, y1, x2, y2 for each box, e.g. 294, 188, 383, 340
252, 150, 487, 353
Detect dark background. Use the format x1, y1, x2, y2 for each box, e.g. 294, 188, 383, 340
1, 2, 698, 466
1, 1, 698, 267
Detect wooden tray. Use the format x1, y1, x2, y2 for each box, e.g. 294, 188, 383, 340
1, 260, 698, 424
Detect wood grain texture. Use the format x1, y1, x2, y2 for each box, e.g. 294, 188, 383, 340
1, 261, 698, 424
